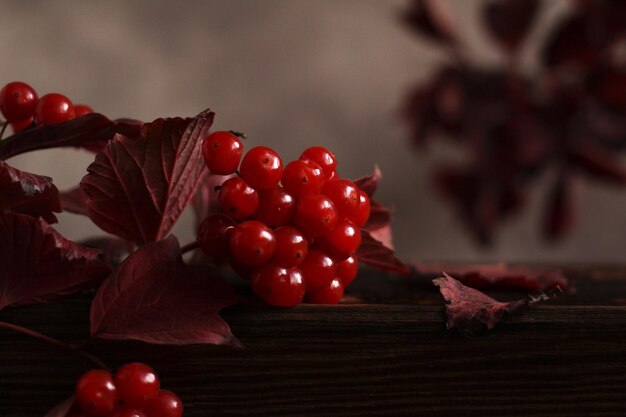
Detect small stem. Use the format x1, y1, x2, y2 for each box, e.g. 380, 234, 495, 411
0, 122, 7, 140
0, 321, 109, 370
181, 241, 200, 255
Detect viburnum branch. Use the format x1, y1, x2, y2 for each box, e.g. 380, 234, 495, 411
180, 240, 200, 255
0, 320, 109, 370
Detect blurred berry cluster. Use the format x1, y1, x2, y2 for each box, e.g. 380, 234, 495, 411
402, 0, 626, 244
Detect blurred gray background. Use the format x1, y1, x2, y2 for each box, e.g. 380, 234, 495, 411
2, 0, 624, 262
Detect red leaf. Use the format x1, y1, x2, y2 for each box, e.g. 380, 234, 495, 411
0, 212, 110, 310
353, 165, 382, 197
415, 262, 568, 291
569, 144, 626, 184
357, 230, 409, 274
44, 396, 75, 417
0, 114, 139, 161
80, 110, 214, 244
483, 0, 540, 52
59, 186, 88, 215
90, 235, 240, 346
434, 273, 557, 334
0, 161, 61, 223
402, 0, 458, 45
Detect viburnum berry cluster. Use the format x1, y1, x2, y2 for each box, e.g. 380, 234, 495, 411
198, 131, 370, 306
67, 363, 182, 417
0, 81, 93, 133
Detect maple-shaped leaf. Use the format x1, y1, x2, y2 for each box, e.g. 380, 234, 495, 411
0, 161, 61, 223
358, 230, 409, 274
0, 114, 141, 161
434, 273, 558, 334
402, 0, 458, 45
80, 110, 214, 244
414, 262, 568, 291
44, 396, 75, 417
483, 0, 540, 52
59, 186, 88, 215
0, 211, 110, 310
90, 235, 240, 346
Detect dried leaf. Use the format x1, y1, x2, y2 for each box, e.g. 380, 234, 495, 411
415, 262, 568, 291
402, 0, 458, 45
0, 161, 61, 223
433, 273, 557, 334
90, 235, 240, 346
0, 212, 110, 310
483, 0, 540, 52
80, 110, 214, 244
358, 230, 409, 274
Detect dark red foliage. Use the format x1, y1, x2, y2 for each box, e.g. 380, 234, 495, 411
415, 262, 568, 291
80, 237, 133, 268
358, 230, 409, 274
80, 110, 214, 244
0, 113, 141, 160
90, 235, 240, 346
402, 0, 626, 243
0, 161, 61, 223
0, 211, 110, 310
433, 273, 557, 334
402, 0, 457, 45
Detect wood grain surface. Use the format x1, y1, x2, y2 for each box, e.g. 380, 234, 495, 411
2, 267, 626, 416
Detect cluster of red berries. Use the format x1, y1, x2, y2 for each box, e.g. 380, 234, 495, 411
68, 363, 182, 417
198, 131, 370, 307
0, 81, 93, 133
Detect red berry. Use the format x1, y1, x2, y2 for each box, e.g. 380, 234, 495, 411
317, 220, 361, 261
322, 179, 360, 223
74, 104, 93, 117
300, 146, 337, 180
306, 278, 344, 304
254, 186, 296, 227
75, 369, 118, 416
337, 255, 358, 286
110, 408, 147, 417
300, 249, 336, 292
230, 258, 254, 280
34, 93, 75, 125
229, 220, 276, 266
145, 390, 183, 417
271, 226, 309, 268
218, 177, 259, 220
293, 194, 338, 238
354, 189, 371, 227
114, 363, 160, 408
197, 214, 236, 258
0, 81, 38, 122
252, 265, 305, 307
202, 131, 244, 175
239, 146, 283, 190
10, 117, 33, 133
327, 170, 338, 181
281, 159, 325, 197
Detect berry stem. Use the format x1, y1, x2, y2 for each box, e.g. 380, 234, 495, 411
180, 240, 200, 255
0, 320, 109, 370
0, 121, 7, 140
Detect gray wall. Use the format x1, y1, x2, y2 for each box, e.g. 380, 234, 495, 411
3, 0, 625, 262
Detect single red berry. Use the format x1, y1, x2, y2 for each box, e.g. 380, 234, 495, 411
254, 186, 296, 227
327, 170, 338, 181
270, 226, 309, 268
74, 104, 94, 117
300, 146, 337, 180
197, 214, 236, 258
34, 93, 75, 125
0, 81, 38, 122
306, 278, 344, 304
239, 146, 283, 190
75, 369, 118, 417
354, 189, 371, 227
252, 265, 305, 307
113, 363, 160, 408
281, 159, 325, 197
202, 131, 244, 175
322, 179, 360, 223
337, 255, 358, 286
229, 220, 276, 266
110, 408, 147, 417
300, 249, 336, 292
230, 258, 255, 280
10, 117, 33, 133
218, 177, 259, 220
144, 390, 183, 417
293, 194, 338, 238
317, 220, 361, 261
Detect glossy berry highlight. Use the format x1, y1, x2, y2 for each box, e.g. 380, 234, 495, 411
75, 370, 118, 416
0, 81, 38, 122
239, 146, 283, 190
114, 362, 160, 407
202, 131, 244, 175
229, 220, 276, 266
34, 93, 75, 125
